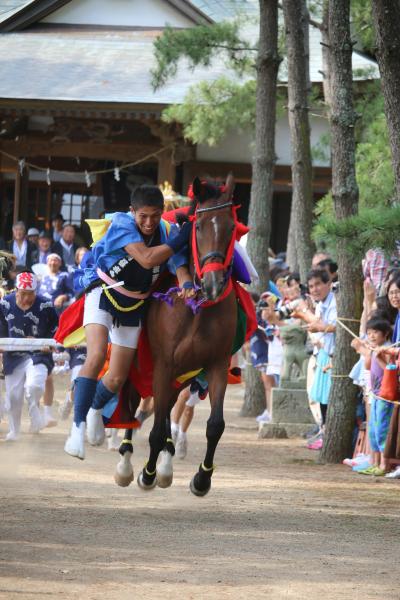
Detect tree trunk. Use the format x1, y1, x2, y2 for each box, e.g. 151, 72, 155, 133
241, 0, 280, 416
320, 0, 361, 463
320, 0, 332, 108
286, 201, 298, 272
282, 0, 315, 281
372, 0, 400, 202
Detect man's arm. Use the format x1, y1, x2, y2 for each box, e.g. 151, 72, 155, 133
124, 222, 192, 269
124, 242, 173, 269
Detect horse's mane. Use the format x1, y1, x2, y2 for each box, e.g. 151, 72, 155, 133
175, 180, 225, 225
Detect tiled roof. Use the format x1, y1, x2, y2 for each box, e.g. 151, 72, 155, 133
0, 0, 33, 20
0, 29, 230, 105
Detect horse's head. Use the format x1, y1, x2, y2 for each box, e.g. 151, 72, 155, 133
191, 174, 236, 301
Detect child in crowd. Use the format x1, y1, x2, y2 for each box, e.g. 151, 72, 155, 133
250, 293, 282, 423
351, 316, 393, 475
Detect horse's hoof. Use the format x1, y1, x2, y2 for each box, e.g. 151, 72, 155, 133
114, 470, 134, 487
156, 472, 173, 488
156, 450, 173, 488
137, 471, 157, 491
189, 475, 211, 497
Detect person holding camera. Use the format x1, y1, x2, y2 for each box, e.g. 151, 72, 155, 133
291, 269, 337, 443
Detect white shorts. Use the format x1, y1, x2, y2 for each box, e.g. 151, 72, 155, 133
83, 287, 141, 350
71, 364, 83, 383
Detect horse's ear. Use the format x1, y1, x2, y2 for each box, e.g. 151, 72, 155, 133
192, 177, 202, 199
225, 173, 235, 199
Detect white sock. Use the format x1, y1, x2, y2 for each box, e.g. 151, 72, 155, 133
178, 428, 186, 439
44, 405, 54, 419
171, 421, 179, 435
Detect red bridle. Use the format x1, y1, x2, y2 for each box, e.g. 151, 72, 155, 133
191, 201, 238, 280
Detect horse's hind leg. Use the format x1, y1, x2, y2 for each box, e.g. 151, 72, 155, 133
114, 428, 134, 487
190, 366, 227, 497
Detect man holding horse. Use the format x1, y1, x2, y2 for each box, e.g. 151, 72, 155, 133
64, 184, 193, 460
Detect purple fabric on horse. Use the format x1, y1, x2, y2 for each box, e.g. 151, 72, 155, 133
152, 287, 180, 307
232, 248, 251, 284
152, 286, 206, 314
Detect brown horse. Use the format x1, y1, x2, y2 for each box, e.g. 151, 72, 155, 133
115, 174, 238, 496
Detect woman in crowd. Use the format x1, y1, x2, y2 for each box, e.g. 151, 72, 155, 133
38, 253, 74, 313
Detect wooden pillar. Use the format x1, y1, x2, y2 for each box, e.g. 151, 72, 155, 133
13, 169, 21, 224
157, 147, 176, 188
13, 166, 30, 224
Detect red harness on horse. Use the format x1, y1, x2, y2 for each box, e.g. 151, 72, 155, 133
191, 201, 240, 305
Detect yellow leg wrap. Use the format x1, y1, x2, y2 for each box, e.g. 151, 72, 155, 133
144, 462, 156, 476
121, 439, 133, 445
201, 462, 215, 472
166, 437, 174, 445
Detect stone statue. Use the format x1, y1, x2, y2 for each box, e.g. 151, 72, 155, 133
279, 324, 309, 388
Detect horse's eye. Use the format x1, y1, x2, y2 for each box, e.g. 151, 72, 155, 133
195, 223, 200, 231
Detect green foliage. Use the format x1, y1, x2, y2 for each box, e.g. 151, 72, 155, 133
151, 22, 255, 90
162, 78, 256, 145
350, 0, 375, 56
313, 80, 395, 260
314, 205, 400, 263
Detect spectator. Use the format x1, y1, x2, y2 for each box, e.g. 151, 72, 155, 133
75, 246, 89, 268
0, 272, 58, 440
351, 316, 393, 476
312, 252, 330, 269
38, 253, 74, 312
27, 227, 40, 246
255, 294, 283, 424
53, 224, 78, 270
7, 221, 38, 268
362, 248, 389, 295
37, 232, 53, 265
293, 269, 337, 445
51, 213, 65, 243
317, 258, 338, 283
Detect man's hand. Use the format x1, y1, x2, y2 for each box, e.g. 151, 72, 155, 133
177, 281, 196, 300
54, 294, 68, 308
307, 319, 324, 333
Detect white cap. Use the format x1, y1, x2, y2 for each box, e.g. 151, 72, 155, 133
27, 227, 40, 236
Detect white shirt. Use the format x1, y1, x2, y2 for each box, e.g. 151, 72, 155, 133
314, 291, 337, 356
13, 239, 28, 266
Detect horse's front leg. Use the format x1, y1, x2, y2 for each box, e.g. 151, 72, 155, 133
190, 365, 228, 497
114, 428, 135, 487
155, 415, 176, 488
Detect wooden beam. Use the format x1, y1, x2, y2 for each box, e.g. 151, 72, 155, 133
0, 140, 161, 162
13, 168, 21, 224
0, 152, 17, 173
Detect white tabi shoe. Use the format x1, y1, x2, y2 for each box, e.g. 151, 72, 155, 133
5, 430, 19, 442
44, 406, 57, 428
29, 408, 46, 434
86, 407, 105, 446
107, 429, 120, 451
64, 422, 86, 460
175, 434, 188, 460
59, 393, 73, 421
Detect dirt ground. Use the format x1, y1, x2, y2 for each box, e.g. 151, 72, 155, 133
1, 379, 399, 600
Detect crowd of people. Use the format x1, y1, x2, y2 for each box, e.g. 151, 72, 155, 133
248, 245, 400, 478
0, 213, 89, 439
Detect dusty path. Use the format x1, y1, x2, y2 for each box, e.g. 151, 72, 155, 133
1, 381, 399, 600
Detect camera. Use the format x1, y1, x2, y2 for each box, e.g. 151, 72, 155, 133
276, 298, 302, 320
332, 281, 340, 294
